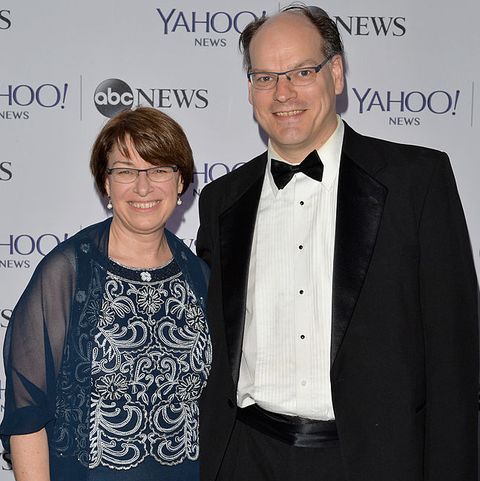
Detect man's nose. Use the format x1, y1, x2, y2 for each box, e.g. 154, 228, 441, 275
273, 74, 297, 102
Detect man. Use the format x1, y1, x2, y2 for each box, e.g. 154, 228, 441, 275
197, 5, 478, 481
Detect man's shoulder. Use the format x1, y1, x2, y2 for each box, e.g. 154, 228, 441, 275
369, 134, 443, 158
344, 122, 448, 173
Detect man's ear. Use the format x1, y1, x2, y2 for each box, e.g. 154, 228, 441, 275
330, 54, 345, 96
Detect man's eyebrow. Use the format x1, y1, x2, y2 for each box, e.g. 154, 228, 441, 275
250, 59, 320, 72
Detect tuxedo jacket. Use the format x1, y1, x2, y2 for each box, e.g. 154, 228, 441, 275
197, 122, 478, 481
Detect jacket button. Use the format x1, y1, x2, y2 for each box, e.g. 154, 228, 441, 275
227, 398, 235, 408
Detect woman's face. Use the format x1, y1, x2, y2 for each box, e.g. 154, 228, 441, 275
105, 138, 183, 238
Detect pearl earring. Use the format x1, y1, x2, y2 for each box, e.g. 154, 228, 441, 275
107, 198, 113, 210
176, 195, 182, 206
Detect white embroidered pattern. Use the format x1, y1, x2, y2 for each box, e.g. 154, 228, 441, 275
89, 271, 211, 470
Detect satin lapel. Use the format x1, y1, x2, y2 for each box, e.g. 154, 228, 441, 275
331, 152, 387, 366
219, 171, 265, 385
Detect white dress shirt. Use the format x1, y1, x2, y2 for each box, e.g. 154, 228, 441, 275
237, 117, 344, 420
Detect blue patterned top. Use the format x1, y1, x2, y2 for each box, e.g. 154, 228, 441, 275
0, 219, 211, 481
89, 257, 211, 476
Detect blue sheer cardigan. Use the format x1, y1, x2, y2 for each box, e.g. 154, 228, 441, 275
0, 218, 209, 481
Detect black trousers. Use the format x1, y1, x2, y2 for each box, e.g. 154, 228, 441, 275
218, 418, 347, 481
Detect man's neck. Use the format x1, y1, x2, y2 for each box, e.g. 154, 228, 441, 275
270, 118, 340, 164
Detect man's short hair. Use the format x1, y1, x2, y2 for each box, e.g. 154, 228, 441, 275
239, 4, 344, 72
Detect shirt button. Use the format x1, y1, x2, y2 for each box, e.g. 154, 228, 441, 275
298, 245, 303, 250
300, 334, 305, 340
300, 201, 304, 206
299, 289, 304, 295
301, 380, 307, 386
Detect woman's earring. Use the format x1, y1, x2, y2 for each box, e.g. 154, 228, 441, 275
107, 197, 113, 210
176, 195, 182, 206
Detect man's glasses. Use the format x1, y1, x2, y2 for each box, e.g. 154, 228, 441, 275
247, 56, 333, 90
106, 166, 179, 184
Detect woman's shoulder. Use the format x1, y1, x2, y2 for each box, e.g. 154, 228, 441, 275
67, 218, 111, 248
165, 230, 205, 264
165, 229, 209, 284
33, 218, 111, 276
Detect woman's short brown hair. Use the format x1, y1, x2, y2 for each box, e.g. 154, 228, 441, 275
90, 107, 193, 196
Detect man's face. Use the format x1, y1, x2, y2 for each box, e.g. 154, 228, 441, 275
248, 13, 344, 163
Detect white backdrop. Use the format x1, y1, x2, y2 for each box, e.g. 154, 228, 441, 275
1, 1, 479, 476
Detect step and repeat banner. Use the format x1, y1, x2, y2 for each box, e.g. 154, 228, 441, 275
1, 0, 479, 476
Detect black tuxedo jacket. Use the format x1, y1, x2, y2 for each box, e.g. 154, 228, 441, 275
197, 123, 478, 481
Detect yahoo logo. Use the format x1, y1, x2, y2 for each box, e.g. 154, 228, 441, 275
0, 233, 70, 256
193, 162, 245, 184
0, 83, 68, 108
352, 88, 461, 115
156, 8, 266, 34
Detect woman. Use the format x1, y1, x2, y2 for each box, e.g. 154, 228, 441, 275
0, 107, 212, 481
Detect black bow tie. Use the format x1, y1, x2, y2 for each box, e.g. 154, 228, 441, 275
271, 150, 324, 190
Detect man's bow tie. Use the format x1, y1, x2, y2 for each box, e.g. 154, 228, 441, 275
271, 150, 324, 190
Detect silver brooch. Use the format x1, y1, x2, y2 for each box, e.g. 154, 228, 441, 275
140, 271, 152, 282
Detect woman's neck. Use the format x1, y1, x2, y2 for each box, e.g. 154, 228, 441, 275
107, 219, 172, 269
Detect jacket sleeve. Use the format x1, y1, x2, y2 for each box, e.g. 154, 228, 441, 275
418, 153, 478, 480
196, 183, 215, 268
0, 248, 75, 449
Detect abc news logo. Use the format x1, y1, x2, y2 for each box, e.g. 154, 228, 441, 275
334, 16, 405, 36
94, 78, 208, 118
0, 9, 11, 30
94, 79, 133, 118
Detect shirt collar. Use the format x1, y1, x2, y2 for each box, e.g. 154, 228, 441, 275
266, 115, 344, 195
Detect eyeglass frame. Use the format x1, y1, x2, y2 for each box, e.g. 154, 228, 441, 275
106, 165, 179, 183
247, 55, 334, 90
